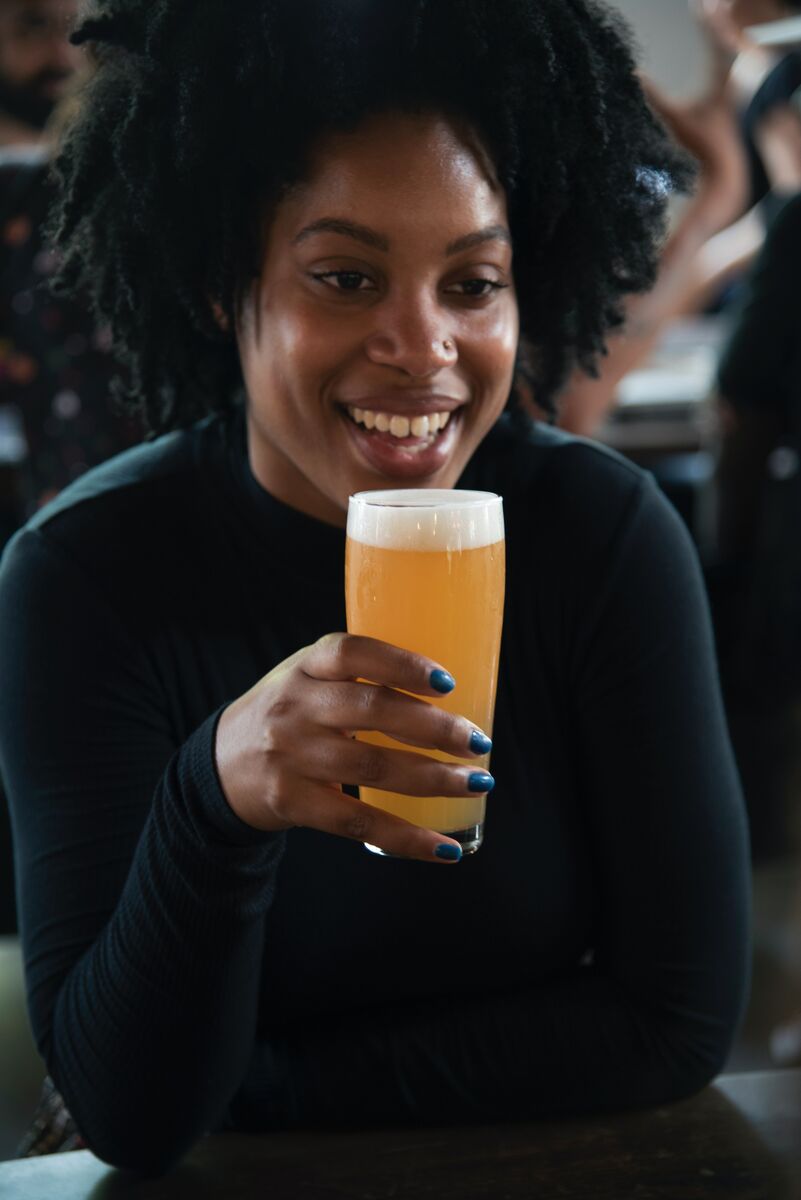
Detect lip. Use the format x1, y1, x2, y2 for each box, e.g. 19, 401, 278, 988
335, 391, 467, 415
338, 403, 463, 479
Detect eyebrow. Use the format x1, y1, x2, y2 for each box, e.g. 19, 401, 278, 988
293, 219, 389, 251
292, 218, 511, 256
445, 226, 511, 255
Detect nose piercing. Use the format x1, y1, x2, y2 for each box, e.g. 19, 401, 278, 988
442, 338, 454, 352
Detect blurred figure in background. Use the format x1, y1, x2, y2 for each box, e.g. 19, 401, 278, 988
0, 12, 141, 528
710, 98, 801, 861
0, 0, 80, 148
558, 0, 801, 437
721, 0, 801, 222
0, 151, 142, 520
713, 101, 801, 1062
556, 0, 801, 866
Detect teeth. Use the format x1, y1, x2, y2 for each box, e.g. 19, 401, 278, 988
346, 406, 454, 439
389, 415, 411, 438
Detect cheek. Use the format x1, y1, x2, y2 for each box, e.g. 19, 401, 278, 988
1, 48, 29, 83
469, 305, 519, 393
243, 301, 309, 389
261, 297, 345, 384
244, 303, 349, 433
23, 45, 50, 74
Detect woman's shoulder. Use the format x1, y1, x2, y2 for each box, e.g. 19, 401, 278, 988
471, 413, 693, 598
28, 421, 208, 529
472, 413, 663, 531
0, 411, 234, 602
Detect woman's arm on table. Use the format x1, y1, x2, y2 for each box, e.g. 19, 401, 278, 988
0, 527, 286, 1174
234, 466, 750, 1129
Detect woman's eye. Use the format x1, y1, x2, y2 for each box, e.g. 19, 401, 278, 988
449, 278, 508, 298
313, 271, 373, 292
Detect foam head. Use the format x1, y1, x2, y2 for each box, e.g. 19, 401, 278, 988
347, 489, 504, 552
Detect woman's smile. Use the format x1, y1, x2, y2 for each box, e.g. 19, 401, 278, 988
237, 110, 519, 526
337, 396, 464, 478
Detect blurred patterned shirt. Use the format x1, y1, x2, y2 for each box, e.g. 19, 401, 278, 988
0, 146, 141, 524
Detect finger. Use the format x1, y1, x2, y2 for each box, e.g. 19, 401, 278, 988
313, 681, 492, 757
289, 782, 466, 863
303, 632, 457, 697
312, 735, 495, 800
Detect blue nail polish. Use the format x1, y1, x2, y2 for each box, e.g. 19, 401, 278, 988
468, 771, 495, 793
435, 843, 462, 861
469, 730, 493, 755
430, 668, 455, 694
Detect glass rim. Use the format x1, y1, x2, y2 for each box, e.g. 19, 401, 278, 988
349, 488, 502, 509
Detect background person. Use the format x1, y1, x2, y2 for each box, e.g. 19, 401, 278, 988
0, 0, 750, 1175
558, 0, 801, 437
707, 97, 801, 859
0, 0, 80, 148
0, 147, 142, 523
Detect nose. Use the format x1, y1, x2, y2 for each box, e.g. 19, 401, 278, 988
364, 297, 458, 377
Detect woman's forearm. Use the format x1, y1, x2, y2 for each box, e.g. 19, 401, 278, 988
35, 719, 285, 1175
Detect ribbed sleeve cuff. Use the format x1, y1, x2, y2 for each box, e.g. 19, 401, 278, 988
183, 705, 285, 851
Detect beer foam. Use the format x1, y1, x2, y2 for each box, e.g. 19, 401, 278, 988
347, 489, 504, 551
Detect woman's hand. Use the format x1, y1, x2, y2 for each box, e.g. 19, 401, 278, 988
214, 633, 494, 861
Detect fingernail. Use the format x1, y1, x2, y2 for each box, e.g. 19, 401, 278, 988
468, 771, 495, 793
430, 668, 455, 694
469, 730, 493, 755
435, 843, 462, 861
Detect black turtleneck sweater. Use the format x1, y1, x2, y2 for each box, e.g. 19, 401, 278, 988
0, 409, 750, 1175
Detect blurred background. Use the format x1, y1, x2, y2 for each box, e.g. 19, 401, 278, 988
1, 0, 800, 1161
619, 0, 710, 94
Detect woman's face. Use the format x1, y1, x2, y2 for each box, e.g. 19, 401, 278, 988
238, 111, 519, 526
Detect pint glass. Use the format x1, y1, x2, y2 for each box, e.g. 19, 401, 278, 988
345, 489, 505, 855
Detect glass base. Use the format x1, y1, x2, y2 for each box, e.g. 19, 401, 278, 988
365, 823, 484, 859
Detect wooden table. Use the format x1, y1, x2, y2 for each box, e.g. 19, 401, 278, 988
0, 1070, 798, 1199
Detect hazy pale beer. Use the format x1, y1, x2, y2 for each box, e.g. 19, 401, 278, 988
345, 489, 505, 855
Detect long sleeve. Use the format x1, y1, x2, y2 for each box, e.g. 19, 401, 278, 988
230, 467, 751, 1129
0, 527, 285, 1174
0, 420, 752, 1160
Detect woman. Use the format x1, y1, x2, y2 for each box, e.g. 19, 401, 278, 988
0, 0, 750, 1176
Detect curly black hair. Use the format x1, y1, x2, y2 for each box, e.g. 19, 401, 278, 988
50, 0, 691, 434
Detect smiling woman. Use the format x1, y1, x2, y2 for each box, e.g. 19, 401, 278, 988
0, 0, 750, 1179
240, 113, 518, 523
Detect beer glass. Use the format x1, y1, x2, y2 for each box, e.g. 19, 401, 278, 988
345, 489, 505, 855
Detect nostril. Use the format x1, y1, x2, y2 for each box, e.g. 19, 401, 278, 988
363, 325, 457, 373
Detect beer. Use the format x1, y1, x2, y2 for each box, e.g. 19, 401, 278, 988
346, 489, 505, 854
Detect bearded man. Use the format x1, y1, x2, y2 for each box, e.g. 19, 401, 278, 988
0, 0, 79, 147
